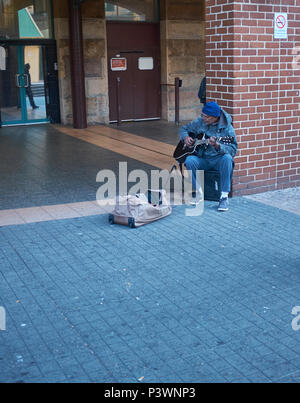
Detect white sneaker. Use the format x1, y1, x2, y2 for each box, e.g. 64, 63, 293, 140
218, 197, 229, 211
190, 189, 204, 206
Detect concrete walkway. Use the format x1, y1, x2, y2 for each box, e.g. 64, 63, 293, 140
245, 187, 300, 216
0, 123, 299, 383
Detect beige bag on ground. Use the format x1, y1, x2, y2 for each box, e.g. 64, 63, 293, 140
109, 190, 172, 228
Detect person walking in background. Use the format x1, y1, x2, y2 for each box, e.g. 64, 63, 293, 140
24, 63, 39, 110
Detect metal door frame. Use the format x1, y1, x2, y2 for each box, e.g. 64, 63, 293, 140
0, 39, 57, 127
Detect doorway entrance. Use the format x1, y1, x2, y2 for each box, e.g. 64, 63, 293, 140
0, 43, 60, 127
107, 22, 161, 123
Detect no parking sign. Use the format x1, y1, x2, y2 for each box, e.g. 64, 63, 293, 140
274, 13, 288, 39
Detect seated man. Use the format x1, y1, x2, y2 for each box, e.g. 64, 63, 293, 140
179, 101, 238, 211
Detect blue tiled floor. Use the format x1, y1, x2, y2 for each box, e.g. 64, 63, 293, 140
0, 123, 299, 383
0, 125, 158, 210
0, 197, 300, 383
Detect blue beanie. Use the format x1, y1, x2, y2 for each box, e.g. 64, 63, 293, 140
202, 102, 221, 117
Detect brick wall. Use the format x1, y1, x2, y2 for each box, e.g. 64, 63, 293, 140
206, 0, 300, 195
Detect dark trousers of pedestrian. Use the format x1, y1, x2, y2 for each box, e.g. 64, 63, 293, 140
26, 88, 37, 108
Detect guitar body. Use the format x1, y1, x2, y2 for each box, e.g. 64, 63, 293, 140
173, 133, 234, 164
173, 141, 201, 164
173, 133, 205, 164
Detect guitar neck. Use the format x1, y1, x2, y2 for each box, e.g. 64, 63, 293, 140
203, 135, 234, 144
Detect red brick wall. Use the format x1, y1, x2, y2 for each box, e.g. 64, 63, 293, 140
206, 0, 300, 195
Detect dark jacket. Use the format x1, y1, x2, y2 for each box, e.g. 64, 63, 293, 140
198, 76, 206, 104
179, 108, 238, 158
24, 64, 32, 87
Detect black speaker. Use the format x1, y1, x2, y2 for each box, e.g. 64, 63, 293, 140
204, 171, 221, 201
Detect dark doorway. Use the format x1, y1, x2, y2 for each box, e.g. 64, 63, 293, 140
107, 22, 161, 122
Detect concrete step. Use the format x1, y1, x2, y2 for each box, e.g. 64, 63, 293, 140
31, 83, 45, 97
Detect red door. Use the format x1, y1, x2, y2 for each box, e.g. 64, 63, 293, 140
107, 22, 161, 122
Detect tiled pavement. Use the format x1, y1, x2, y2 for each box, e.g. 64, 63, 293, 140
245, 187, 300, 216
0, 125, 163, 210
0, 123, 299, 383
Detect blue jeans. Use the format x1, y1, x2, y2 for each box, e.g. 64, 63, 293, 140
185, 154, 234, 193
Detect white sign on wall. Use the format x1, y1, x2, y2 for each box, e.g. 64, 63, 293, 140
0, 46, 6, 70
274, 13, 288, 39
138, 57, 154, 71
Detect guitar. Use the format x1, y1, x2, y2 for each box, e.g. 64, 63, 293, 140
173, 133, 234, 164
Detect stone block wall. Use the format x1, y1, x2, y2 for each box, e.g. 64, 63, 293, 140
52, 0, 109, 125
53, 0, 206, 125
160, 0, 206, 121
206, 0, 300, 195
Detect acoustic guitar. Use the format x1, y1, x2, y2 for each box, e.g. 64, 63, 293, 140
173, 133, 234, 164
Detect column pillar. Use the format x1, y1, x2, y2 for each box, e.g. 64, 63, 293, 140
68, 0, 87, 128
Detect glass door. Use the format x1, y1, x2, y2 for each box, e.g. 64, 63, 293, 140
0, 45, 49, 126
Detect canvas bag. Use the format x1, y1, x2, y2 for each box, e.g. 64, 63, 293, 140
110, 190, 172, 227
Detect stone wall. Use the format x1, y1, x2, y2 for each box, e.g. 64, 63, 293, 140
160, 0, 206, 121
52, 0, 206, 125
52, 0, 109, 125
82, 1, 109, 124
